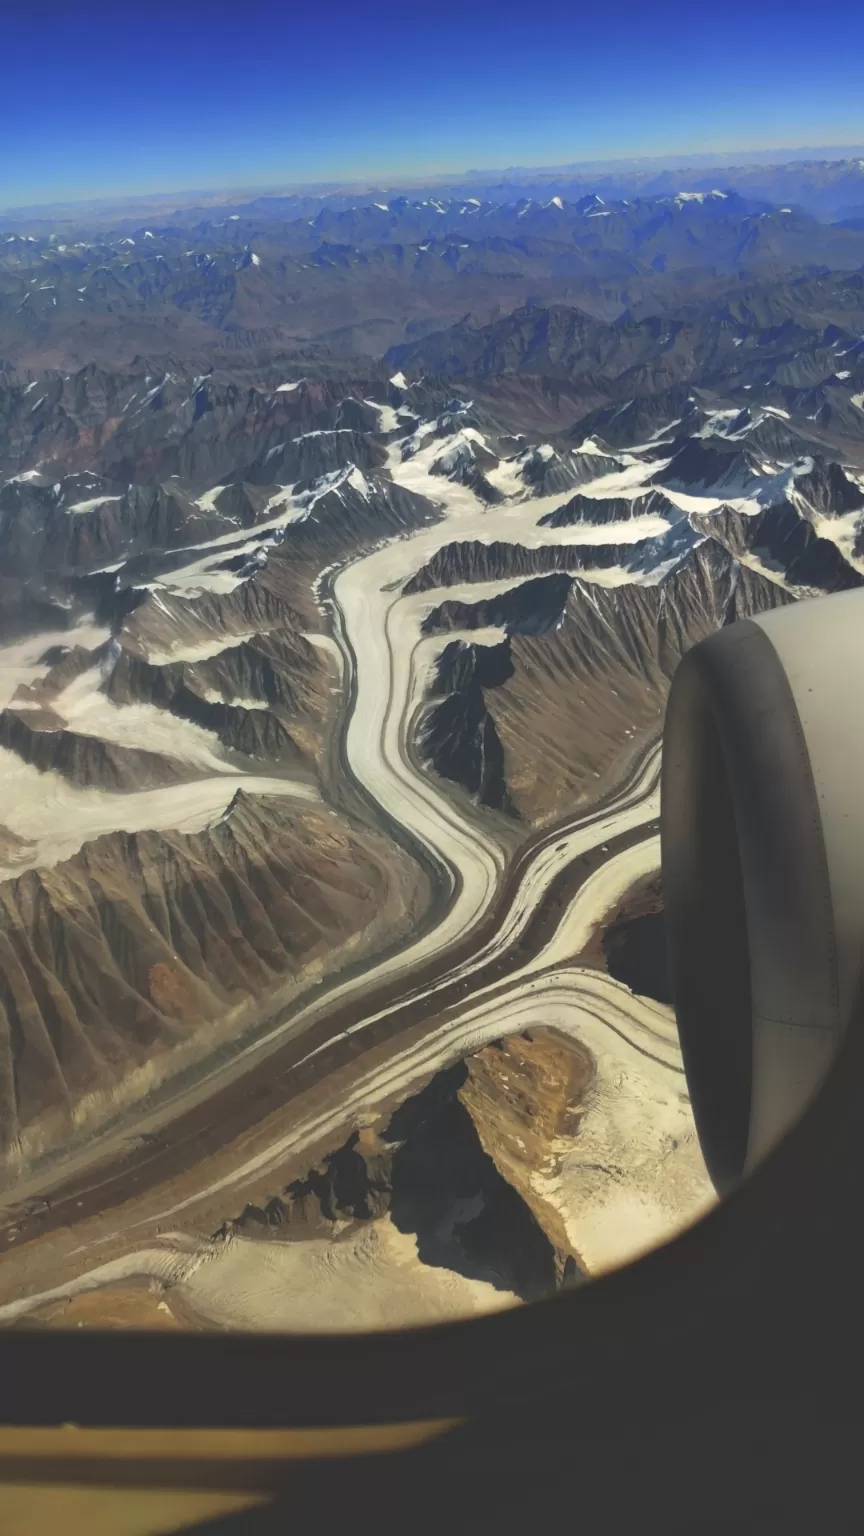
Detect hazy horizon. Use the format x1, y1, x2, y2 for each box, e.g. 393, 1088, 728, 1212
3, 141, 864, 220
3, 0, 864, 209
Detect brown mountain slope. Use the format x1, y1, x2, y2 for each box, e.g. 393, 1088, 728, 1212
488, 547, 793, 821
0, 792, 427, 1170
418, 544, 793, 823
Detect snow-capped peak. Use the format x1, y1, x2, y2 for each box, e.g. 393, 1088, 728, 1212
674, 190, 728, 204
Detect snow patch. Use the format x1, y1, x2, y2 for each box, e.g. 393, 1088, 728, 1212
675, 189, 727, 203
363, 398, 401, 433
0, 764, 319, 882
65, 494, 124, 516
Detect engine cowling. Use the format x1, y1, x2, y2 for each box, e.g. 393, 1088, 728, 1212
661, 589, 864, 1193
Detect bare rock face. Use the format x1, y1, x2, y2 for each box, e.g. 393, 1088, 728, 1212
0, 575, 92, 646
569, 385, 702, 451
420, 638, 517, 813
487, 544, 793, 822
403, 522, 702, 595
1, 630, 322, 788
184, 631, 325, 715
601, 872, 670, 1005
3, 588, 334, 785
459, 1028, 595, 1275
117, 561, 317, 659
243, 428, 385, 487
0, 708, 193, 790
101, 635, 327, 768
0, 793, 421, 1165
417, 542, 793, 824
225, 1045, 590, 1302
107, 471, 437, 660
224, 1028, 595, 1298
792, 456, 864, 517
691, 499, 864, 593
419, 681, 515, 815
538, 489, 679, 529
422, 573, 572, 638
429, 638, 515, 695
519, 443, 620, 494
0, 476, 227, 580
653, 438, 765, 494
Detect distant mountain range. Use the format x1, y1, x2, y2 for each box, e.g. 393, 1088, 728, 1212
3, 181, 864, 371
6, 147, 864, 221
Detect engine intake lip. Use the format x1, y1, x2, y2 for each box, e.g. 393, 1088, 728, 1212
662, 615, 840, 1193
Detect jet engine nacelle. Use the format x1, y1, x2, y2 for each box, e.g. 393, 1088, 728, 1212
661, 588, 864, 1193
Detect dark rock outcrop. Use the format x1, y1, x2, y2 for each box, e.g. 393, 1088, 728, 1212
0, 709, 192, 790
653, 438, 765, 493
538, 489, 679, 528
416, 541, 794, 823
419, 674, 515, 815
405, 522, 702, 594
0, 475, 224, 579
792, 456, 864, 517
243, 429, 385, 487
570, 386, 702, 451
226, 1031, 594, 1301
601, 873, 671, 1005
422, 573, 572, 637
604, 911, 671, 1004
691, 499, 863, 593
429, 638, 515, 695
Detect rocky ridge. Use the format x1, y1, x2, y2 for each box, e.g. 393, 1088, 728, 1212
0, 793, 426, 1164
224, 1027, 594, 1302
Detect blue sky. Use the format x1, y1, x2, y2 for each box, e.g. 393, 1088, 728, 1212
3, 0, 864, 206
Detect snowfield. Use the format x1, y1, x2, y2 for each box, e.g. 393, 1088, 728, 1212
0, 760, 319, 879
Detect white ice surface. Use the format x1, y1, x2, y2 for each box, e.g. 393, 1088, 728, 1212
0, 622, 110, 710
363, 398, 401, 433
53, 661, 230, 771
144, 631, 261, 666
0, 763, 318, 879
0, 1219, 516, 1332
65, 495, 123, 516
